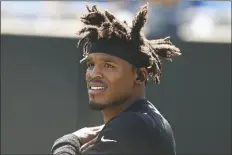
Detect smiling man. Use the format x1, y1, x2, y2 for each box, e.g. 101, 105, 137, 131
52, 3, 181, 155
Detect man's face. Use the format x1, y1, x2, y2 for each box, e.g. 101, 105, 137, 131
85, 53, 136, 110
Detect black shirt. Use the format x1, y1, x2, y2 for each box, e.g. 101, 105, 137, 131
82, 98, 176, 155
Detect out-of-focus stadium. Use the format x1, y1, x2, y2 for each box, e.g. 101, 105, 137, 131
1, 1, 231, 42
1, 1, 231, 154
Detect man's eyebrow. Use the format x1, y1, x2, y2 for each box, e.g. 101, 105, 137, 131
86, 57, 92, 63
103, 57, 118, 64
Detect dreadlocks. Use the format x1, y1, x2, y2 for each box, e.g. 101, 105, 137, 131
76, 3, 181, 84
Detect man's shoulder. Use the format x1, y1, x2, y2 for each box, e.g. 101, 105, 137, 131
104, 109, 174, 140
105, 112, 154, 134
99, 112, 153, 145
116, 111, 150, 123
97, 112, 175, 154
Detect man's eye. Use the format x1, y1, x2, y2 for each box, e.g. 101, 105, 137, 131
104, 63, 114, 68
87, 62, 94, 68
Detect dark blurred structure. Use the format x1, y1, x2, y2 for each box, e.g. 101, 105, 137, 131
1, 34, 231, 154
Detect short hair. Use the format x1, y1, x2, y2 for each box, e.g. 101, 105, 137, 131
76, 3, 181, 84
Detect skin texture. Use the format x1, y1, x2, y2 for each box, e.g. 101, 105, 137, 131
86, 53, 135, 109
85, 53, 148, 122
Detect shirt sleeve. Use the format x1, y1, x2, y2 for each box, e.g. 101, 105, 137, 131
82, 112, 155, 154
51, 133, 82, 155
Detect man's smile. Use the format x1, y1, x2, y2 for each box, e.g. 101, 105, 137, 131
88, 80, 108, 95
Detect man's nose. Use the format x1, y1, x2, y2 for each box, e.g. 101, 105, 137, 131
87, 66, 103, 79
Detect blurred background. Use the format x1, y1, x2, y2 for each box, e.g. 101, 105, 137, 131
1, 0, 231, 154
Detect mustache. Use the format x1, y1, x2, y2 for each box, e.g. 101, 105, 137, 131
87, 79, 107, 85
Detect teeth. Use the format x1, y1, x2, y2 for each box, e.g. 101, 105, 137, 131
90, 86, 105, 90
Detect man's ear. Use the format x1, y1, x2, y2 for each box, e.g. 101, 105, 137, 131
135, 68, 148, 83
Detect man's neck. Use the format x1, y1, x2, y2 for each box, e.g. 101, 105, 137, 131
102, 95, 145, 124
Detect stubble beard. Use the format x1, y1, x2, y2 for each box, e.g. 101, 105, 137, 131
89, 95, 131, 111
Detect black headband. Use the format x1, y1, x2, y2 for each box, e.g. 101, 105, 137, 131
80, 39, 150, 68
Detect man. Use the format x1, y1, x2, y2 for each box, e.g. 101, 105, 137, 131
52, 3, 181, 155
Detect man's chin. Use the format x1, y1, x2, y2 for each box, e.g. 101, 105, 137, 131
88, 95, 130, 111
89, 100, 108, 111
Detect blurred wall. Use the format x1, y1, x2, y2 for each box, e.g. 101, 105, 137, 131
1, 35, 231, 154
